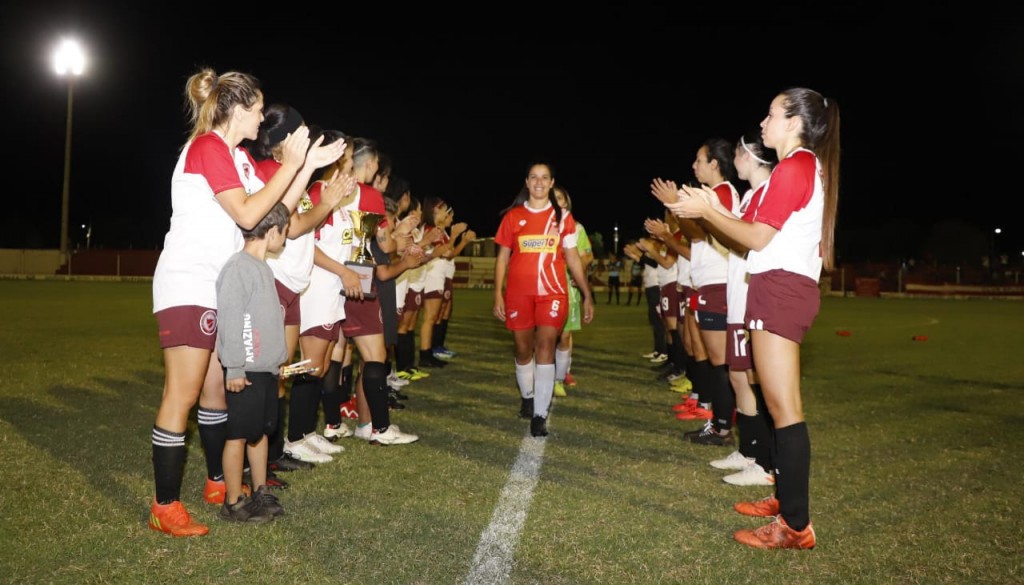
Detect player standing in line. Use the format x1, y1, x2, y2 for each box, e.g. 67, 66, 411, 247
552, 185, 593, 395
493, 162, 593, 437
661, 87, 840, 549
149, 68, 342, 537
707, 130, 778, 487
334, 137, 419, 445
653, 138, 740, 446
247, 108, 355, 481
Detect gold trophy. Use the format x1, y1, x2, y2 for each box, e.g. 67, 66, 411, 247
343, 210, 384, 300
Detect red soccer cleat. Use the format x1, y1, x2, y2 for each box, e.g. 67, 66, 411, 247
733, 515, 816, 550
734, 495, 780, 517
149, 499, 209, 537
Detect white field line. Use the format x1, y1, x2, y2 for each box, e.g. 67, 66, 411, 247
464, 432, 547, 585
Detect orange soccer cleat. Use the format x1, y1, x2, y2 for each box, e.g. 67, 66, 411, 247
149, 499, 209, 537
733, 495, 780, 517
203, 478, 250, 505
733, 515, 816, 550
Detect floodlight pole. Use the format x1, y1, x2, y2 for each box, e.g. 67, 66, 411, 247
60, 78, 74, 258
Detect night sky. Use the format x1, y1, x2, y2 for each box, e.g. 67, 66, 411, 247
3, 2, 1022, 264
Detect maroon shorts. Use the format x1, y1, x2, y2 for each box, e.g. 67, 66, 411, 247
275, 280, 301, 326
301, 320, 342, 342
696, 283, 728, 314
423, 288, 444, 301
677, 285, 694, 319
746, 270, 821, 344
443, 278, 453, 301
342, 297, 384, 338
659, 283, 678, 320
726, 323, 753, 371
156, 305, 217, 350
504, 293, 568, 331
403, 288, 423, 313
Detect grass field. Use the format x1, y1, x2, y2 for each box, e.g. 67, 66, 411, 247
0, 280, 1022, 584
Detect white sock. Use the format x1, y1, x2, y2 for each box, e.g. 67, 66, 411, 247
515, 358, 535, 399
534, 363, 555, 417
554, 348, 570, 381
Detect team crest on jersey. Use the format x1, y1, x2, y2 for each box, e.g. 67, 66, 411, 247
341, 228, 354, 245
199, 310, 217, 336
509, 310, 518, 320
242, 163, 251, 181
518, 235, 557, 253
298, 194, 314, 214
518, 219, 527, 227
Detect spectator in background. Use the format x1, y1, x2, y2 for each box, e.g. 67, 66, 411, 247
606, 253, 623, 304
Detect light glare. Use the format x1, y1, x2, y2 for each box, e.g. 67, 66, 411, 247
54, 39, 85, 76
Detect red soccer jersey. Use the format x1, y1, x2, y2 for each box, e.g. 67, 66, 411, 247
495, 203, 577, 296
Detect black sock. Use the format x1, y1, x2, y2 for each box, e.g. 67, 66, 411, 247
735, 412, 755, 458
437, 319, 449, 347
152, 426, 186, 504
321, 360, 342, 426
710, 364, 735, 431
669, 330, 686, 374
340, 364, 354, 402
690, 359, 712, 404
287, 374, 321, 442
775, 422, 811, 531
434, 323, 446, 350
750, 383, 775, 472
420, 348, 435, 364
362, 361, 390, 431
197, 408, 227, 481
267, 396, 287, 461
396, 333, 413, 371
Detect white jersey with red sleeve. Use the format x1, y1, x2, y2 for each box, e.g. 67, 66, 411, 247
745, 149, 823, 281
495, 202, 577, 296
260, 159, 317, 294
153, 132, 267, 313
673, 231, 693, 289
689, 181, 739, 289
726, 182, 764, 324
421, 226, 451, 293
299, 181, 350, 329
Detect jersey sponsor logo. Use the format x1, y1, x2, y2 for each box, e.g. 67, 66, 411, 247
199, 310, 217, 336
298, 193, 314, 214
518, 235, 557, 253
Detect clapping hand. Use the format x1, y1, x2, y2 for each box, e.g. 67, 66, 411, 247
650, 177, 682, 205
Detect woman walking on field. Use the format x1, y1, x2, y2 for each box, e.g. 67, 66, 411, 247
493, 162, 593, 437
658, 87, 839, 549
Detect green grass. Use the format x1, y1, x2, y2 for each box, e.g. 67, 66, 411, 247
0, 281, 1022, 584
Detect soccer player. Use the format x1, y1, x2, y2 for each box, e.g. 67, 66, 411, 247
661, 87, 840, 550
493, 162, 594, 437
149, 68, 342, 537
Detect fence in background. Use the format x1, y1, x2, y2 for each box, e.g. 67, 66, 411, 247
2, 249, 1020, 299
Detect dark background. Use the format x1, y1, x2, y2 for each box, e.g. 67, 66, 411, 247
2, 2, 1021, 266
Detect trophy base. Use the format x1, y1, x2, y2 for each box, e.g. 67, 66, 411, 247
342, 261, 377, 300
